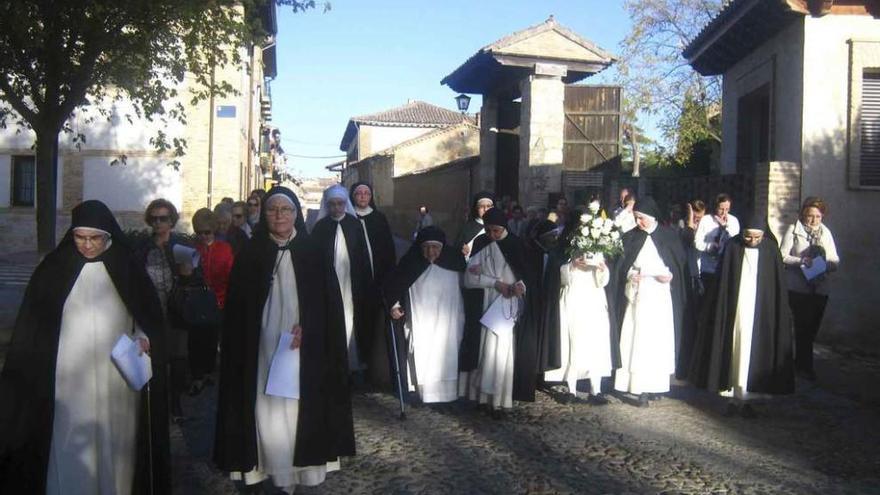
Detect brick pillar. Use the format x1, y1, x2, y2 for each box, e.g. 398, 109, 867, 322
753, 161, 801, 239
518, 68, 565, 209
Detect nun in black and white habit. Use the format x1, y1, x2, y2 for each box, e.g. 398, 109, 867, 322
0, 200, 170, 494
310, 184, 374, 375
611, 197, 687, 405
349, 182, 398, 386
696, 214, 794, 416
214, 187, 354, 492
383, 226, 466, 403
462, 208, 535, 414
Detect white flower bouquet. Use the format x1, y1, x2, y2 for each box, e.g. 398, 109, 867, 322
566, 201, 623, 261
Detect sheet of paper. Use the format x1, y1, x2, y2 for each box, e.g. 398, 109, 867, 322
172, 244, 200, 268
801, 256, 827, 281
480, 295, 518, 337
266, 332, 300, 399
111, 334, 152, 391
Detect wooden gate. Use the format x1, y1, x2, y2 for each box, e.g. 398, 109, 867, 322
562, 85, 622, 172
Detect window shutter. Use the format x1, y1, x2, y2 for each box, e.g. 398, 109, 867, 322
861, 71, 880, 187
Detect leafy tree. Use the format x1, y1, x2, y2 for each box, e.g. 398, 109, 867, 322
617, 0, 723, 174
0, 0, 323, 252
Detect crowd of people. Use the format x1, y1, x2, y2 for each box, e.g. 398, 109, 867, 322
0, 181, 839, 493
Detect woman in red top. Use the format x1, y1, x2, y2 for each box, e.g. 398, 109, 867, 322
189, 208, 234, 395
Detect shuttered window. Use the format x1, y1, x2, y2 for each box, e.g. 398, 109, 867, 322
862, 71, 880, 187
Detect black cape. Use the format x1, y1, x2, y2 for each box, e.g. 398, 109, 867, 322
611, 225, 688, 371
311, 213, 374, 364
0, 200, 170, 494
695, 234, 794, 394
467, 232, 538, 402
382, 236, 466, 395
213, 229, 355, 472
526, 243, 566, 374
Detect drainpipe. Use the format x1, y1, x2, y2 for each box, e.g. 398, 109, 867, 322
245, 46, 256, 199
207, 65, 216, 208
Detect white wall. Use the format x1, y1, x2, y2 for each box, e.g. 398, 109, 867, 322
801, 15, 880, 347
720, 20, 805, 174
82, 156, 182, 213
363, 126, 436, 157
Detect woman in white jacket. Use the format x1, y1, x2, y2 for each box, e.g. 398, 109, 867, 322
779, 197, 840, 380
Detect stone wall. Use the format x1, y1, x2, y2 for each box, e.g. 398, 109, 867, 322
388, 157, 478, 241
752, 161, 801, 240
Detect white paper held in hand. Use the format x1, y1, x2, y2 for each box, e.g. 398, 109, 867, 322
111, 334, 152, 391
266, 331, 300, 399
172, 244, 200, 268
480, 295, 518, 336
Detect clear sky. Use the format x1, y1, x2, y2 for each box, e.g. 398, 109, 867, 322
271, 0, 633, 178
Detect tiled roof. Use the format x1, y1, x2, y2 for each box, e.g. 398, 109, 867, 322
350, 100, 471, 127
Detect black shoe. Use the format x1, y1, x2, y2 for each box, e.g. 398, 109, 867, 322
637, 393, 650, 408
589, 394, 610, 406
723, 403, 739, 417
490, 408, 505, 420
740, 404, 758, 419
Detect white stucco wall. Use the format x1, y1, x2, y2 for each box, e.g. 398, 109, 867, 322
801, 15, 880, 347
82, 156, 182, 213
359, 125, 436, 158
720, 20, 805, 174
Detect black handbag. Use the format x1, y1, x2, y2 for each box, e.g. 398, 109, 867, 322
170, 283, 221, 327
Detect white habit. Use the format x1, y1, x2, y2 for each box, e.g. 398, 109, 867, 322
614, 236, 676, 394
720, 247, 770, 401
462, 241, 520, 409
47, 261, 142, 495
332, 222, 362, 371
545, 257, 613, 395
404, 264, 465, 403
230, 248, 338, 491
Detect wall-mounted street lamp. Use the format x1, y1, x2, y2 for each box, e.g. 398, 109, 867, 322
455, 93, 471, 114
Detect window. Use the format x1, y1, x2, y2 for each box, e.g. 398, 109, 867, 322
861, 70, 880, 187
11, 155, 35, 206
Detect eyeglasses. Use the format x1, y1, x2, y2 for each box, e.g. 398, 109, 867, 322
232, 213, 244, 218
265, 206, 295, 216
73, 233, 108, 245
196, 230, 214, 236
149, 215, 171, 224
247, 202, 259, 207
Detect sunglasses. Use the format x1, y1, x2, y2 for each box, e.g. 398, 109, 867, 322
149, 215, 171, 224
197, 230, 214, 236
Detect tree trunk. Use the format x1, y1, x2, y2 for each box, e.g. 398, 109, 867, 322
35, 126, 60, 254
631, 127, 641, 178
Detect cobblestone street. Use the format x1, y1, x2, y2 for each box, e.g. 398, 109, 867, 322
172, 377, 880, 495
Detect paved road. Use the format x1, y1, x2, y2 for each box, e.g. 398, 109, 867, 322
171, 376, 880, 495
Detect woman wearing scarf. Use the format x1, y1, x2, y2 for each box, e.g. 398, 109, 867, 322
383, 226, 466, 403
0, 200, 170, 494
214, 186, 354, 493
779, 197, 839, 380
